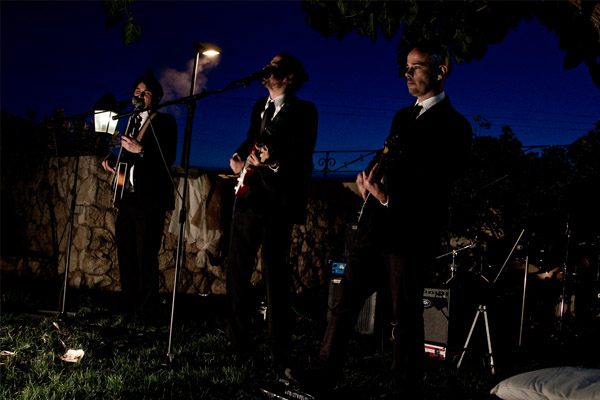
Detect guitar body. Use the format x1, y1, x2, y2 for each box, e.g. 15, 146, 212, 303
233, 141, 269, 198
112, 161, 128, 208
234, 163, 257, 198
107, 112, 156, 209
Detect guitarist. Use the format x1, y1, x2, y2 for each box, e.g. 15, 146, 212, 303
101, 73, 178, 320
295, 42, 473, 398
224, 53, 318, 380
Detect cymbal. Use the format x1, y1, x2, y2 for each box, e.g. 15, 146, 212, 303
509, 259, 540, 273
534, 266, 561, 281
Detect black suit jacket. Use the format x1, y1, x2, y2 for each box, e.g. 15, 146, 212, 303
364, 96, 472, 253
234, 95, 318, 224
109, 111, 178, 211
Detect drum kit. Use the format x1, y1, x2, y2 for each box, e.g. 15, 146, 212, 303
434, 225, 599, 351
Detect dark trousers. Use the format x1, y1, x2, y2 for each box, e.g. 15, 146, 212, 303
225, 207, 294, 369
115, 193, 166, 314
319, 243, 425, 394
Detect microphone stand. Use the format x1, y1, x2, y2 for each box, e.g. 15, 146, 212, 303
111, 58, 263, 363
165, 59, 264, 363
58, 155, 80, 317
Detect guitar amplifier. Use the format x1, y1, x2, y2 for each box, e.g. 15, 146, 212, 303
423, 287, 451, 359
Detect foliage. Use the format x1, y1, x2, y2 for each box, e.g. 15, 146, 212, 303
446, 122, 600, 272
102, 0, 141, 45
300, 0, 600, 87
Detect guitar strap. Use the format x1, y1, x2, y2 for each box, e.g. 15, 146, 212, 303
134, 112, 157, 142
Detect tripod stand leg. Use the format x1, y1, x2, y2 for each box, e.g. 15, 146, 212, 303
483, 306, 495, 375
458, 305, 495, 375
457, 306, 481, 369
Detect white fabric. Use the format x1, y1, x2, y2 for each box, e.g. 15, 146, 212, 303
168, 176, 221, 257
490, 367, 600, 400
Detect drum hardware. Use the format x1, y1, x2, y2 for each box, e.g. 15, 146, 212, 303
436, 239, 478, 285
509, 259, 540, 274
556, 219, 572, 336
493, 229, 526, 284
456, 229, 525, 374
555, 293, 576, 319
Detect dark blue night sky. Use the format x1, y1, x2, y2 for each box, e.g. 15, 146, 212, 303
2, 1, 599, 169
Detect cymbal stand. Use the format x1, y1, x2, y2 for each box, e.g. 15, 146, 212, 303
556, 219, 572, 337
518, 254, 529, 347
493, 229, 525, 284
436, 241, 477, 285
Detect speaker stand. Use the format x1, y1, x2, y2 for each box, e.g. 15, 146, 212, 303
457, 304, 495, 375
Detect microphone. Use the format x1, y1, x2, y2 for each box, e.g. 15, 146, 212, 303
237, 65, 276, 83
132, 93, 145, 109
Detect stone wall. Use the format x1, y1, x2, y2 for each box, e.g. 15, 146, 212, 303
1, 156, 360, 296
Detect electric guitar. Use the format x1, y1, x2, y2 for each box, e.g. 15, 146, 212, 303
357, 134, 400, 223
233, 142, 271, 198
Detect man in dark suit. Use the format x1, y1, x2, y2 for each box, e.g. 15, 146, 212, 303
102, 73, 178, 319
225, 52, 318, 376
301, 42, 472, 397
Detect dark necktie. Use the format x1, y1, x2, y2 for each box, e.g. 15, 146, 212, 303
129, 114, 142, 137
260, 101, 275, 133
134, 114, 142, 134
412, 104, 423, 120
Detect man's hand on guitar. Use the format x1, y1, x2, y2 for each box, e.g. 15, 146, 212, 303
357, 164, 387, 204
257, 144, 271, 163
356, 171, 369, 200
246, 151, 262, 167
230, 153, 244, 174
101, 159, 116, 174
121, 136, 143, 154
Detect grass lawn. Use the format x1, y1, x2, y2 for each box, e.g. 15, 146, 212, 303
1, 274, 598, 399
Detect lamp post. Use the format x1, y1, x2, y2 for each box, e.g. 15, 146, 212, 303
167, 42, 220, 361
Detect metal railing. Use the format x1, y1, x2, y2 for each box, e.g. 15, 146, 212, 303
313, 149, 377, 179
178, 144, 568, 180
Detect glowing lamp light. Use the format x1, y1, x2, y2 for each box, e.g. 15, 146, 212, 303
202, 49, 220, 57
195, 42, 221, 58
94, 110, 118, 135
93, 93, 119, 135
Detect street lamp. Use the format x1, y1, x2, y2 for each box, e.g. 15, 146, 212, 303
167, 41, 220, 362
196, 42, 221, 58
